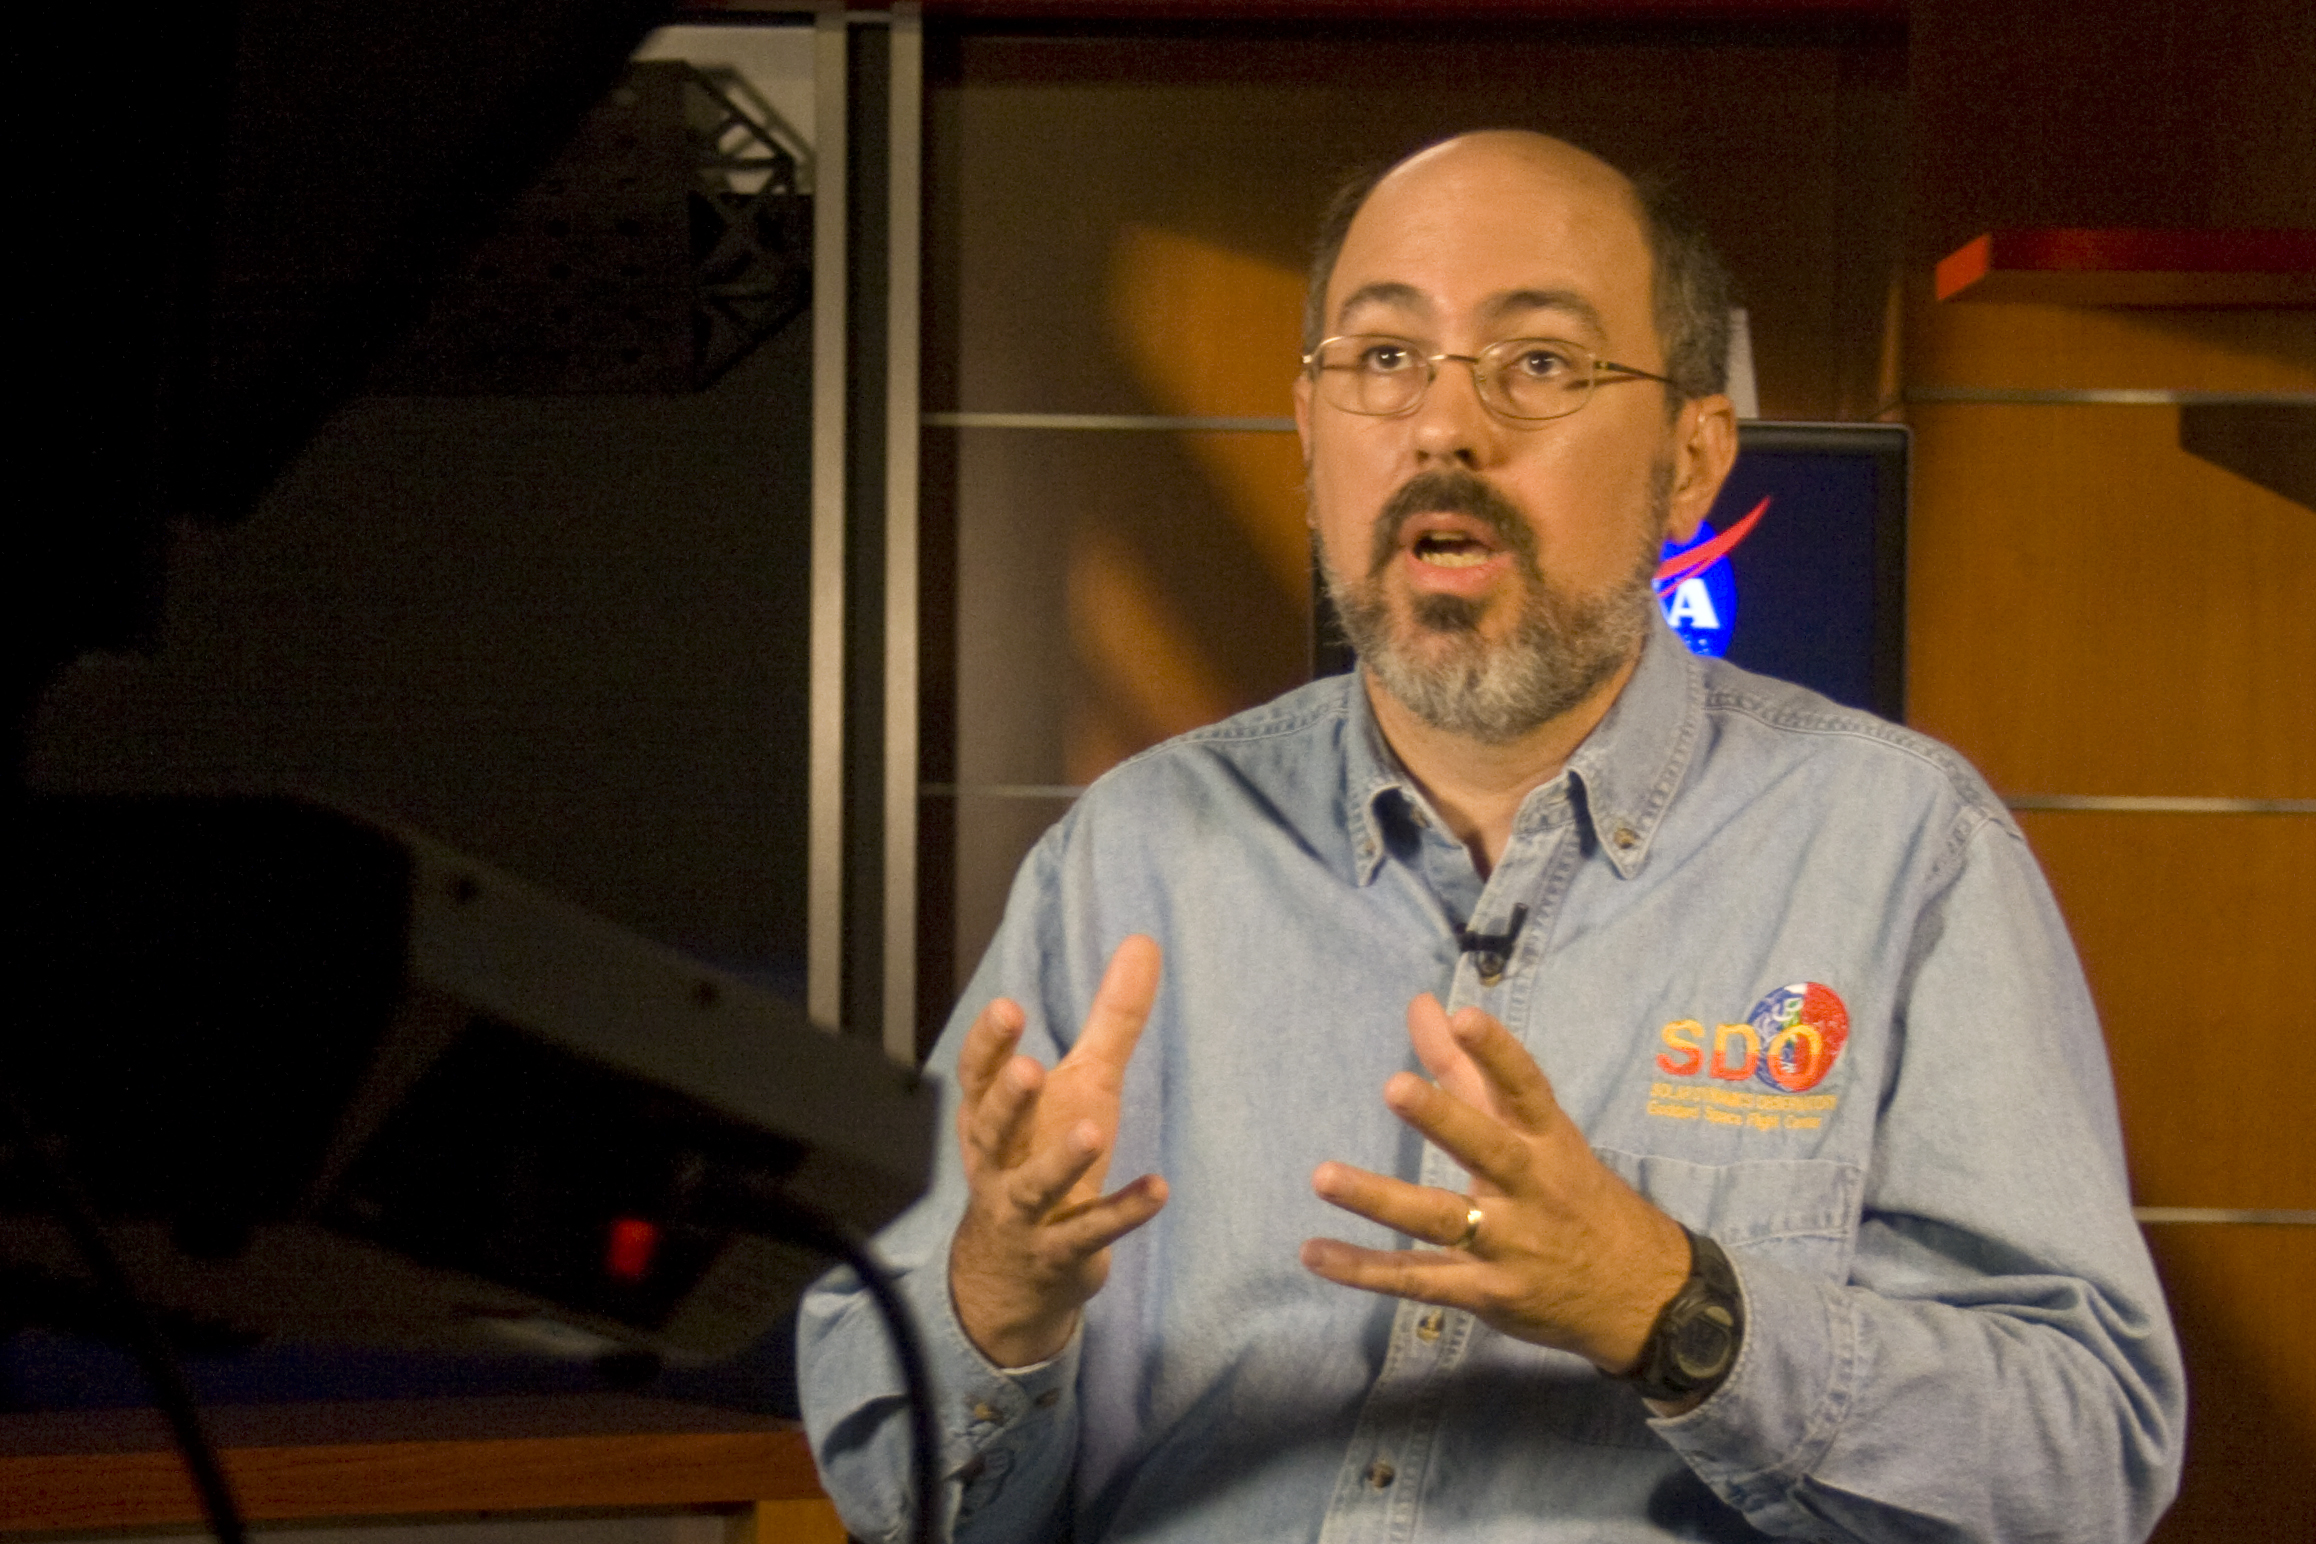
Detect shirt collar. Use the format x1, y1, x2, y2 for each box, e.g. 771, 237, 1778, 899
1341, 615, 1704, 885
1559, 615, 1704, 879
1343, 677, 1405, 886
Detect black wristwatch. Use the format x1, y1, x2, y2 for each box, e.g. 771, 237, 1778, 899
1620, 1226, 1744, 1404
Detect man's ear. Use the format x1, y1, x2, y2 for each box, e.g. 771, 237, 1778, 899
1663, 394, 1739, 544
1292, 371, 1316, 510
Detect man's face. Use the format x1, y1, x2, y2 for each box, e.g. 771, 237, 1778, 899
1293, 133, 1725, 743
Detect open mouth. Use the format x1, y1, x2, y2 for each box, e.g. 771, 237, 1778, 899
1368, 472, 1531, 584
1398, 512, 1509, 572
1412, 528, 1498, 568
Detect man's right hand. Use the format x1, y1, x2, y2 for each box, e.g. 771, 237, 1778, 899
948, 935, 1169, 1368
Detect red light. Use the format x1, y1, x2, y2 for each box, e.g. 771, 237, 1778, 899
605, 1217, 660, 1282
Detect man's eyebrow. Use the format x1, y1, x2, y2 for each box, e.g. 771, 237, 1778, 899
1334, 281, 1430, 327
1484, 288, 1608, 340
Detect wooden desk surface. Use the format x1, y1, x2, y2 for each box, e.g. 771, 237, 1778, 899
0, 1395, 832, 1535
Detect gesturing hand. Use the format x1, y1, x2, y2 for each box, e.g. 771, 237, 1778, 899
1300, 995, 1690, 1376
948, 935, 1169, 1368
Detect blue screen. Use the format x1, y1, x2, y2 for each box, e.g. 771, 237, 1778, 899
1658, 443, 1895, 716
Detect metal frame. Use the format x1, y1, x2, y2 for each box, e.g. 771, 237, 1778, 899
809, 3, 923, 1061
882, 4, 923, 1063
924, 410, 1296, 432
807, 7, 848, 1034
1908, 387, 2316, 405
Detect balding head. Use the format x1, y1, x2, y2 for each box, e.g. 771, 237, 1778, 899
1302, 131, 1731, 402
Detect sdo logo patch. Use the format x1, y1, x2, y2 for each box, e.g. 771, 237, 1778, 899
1742, 982, 1850, 1093
1652, 983, 1852, 1094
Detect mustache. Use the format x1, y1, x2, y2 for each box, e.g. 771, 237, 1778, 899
1368, 470, 1539, 578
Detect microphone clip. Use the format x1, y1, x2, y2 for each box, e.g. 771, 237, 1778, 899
1456, 904, 1529, 987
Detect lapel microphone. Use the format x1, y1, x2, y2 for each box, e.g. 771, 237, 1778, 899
1457, 904, 1530, 987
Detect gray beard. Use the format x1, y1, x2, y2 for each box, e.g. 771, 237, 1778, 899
1322, 466, 1666, 745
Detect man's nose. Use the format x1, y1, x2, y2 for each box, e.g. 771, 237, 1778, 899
1409, 355, 1502, 468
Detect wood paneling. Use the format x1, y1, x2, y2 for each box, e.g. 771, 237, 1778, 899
2019, 812, 2316, 1210
931, 28, 1906, 424
750, 1497, 852, 1544
0, 1428, 825, 1532
1905, 401, 2316, 800
2143, 1225, 2316, 1543
1907, 3, 2316, 1535
1907, 302, 2316, 395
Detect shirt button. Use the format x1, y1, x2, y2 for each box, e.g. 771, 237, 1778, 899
1613, 823, 1639, 850
1366, 1459, 1396, 1489
1034, 1388, 1061, 1408
1416, 1308, 1444, 1342
970, 1400, 1003, 1425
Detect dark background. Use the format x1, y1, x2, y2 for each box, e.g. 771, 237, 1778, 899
27, 312, 817, 999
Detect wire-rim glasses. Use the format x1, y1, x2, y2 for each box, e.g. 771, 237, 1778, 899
1302, 334, 1676, 423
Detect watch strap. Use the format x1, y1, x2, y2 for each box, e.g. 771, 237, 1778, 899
1619, 1226, 1744, 1404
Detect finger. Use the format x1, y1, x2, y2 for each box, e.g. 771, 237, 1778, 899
955, 997, 1028, 1108
1065, 935, 1162, 1077
1298, 1235, 1479, 1304
1045, 1172, 1170, 1255
1001, 1118, 1107, 1219
1447, 1007, 1564, 1133
963, 1053, 1045, 1167
1407, 994, 1489, 1108
1381, 1072, 1535, 1194
1311, 1161, 1481, 1248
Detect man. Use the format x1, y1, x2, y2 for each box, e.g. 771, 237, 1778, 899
802, 131, 2183, 1542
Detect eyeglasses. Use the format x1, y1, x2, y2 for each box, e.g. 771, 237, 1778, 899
1302, 334, 1676, 423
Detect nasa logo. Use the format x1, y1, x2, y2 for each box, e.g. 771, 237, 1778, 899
1656, 495, 1769, 659
1742, 982, 1851, 1093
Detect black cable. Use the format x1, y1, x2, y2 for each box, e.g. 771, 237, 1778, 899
751, 1203, 941, 1544
0, 1083, 248, 1544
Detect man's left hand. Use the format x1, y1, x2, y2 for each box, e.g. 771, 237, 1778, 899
1300, 995, 1691, 1376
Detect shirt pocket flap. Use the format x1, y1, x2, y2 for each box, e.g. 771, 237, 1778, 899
1593, 1149, 1864, 1282
1470, 1153, 1865, 1452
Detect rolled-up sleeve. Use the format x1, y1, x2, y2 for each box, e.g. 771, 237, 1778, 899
800, 829, 1088, 1544
1653, 817, 2185, 1543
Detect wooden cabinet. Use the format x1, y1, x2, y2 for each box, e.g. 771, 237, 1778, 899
0, 1398, 842, 1543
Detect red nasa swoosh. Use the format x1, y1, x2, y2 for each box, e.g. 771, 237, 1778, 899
1653, 496, 1770, 595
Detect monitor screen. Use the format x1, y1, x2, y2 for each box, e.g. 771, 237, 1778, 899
1313, 421, 1909, 723
1658, 422, 1908, 720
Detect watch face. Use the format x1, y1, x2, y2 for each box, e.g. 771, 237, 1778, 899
1670, 1303, 1738, 1381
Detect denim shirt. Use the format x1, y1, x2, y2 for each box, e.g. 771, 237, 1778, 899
800, 622, 2184, 1543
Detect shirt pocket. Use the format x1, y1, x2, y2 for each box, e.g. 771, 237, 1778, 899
1488, 1152, 1861, 1451
1594, 1148, 1865, 1284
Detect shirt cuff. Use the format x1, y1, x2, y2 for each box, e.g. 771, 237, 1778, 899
903, 1254, 1084, 1532
1646, 1249, 1857, 1532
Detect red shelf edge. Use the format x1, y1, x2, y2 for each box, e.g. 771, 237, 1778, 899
1937, 229, 2316, 302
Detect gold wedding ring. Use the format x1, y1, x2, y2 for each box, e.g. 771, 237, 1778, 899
1447, 1199, 1484, 1252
